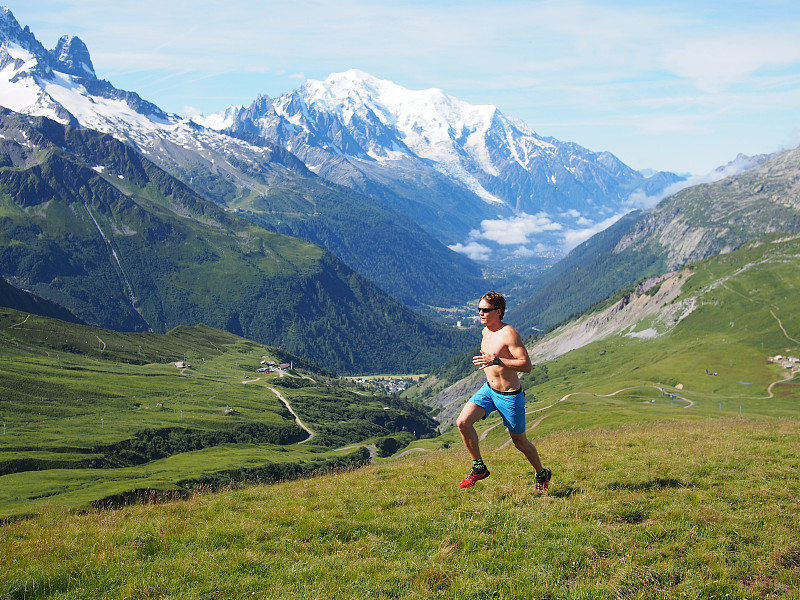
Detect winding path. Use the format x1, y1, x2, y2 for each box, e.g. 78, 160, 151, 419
9, 313, 30, 328
266, 386, 315, 444
771, 310, 800, 344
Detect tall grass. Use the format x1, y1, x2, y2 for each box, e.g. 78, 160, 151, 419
2, 417, 799, 599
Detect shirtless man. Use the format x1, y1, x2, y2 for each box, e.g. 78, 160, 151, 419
456, 290, 551, 491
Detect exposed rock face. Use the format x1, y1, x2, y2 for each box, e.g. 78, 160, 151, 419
615, 146, 800, 268
528, 271, 693, 364
52, 35, 95, 78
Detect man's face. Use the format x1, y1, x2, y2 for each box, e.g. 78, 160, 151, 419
478, 303, 501, 325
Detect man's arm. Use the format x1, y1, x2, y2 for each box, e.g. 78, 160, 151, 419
497, 327, 532, 373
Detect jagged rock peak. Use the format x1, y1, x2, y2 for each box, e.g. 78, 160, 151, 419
0, 7, 44, 54
0, 6, 21, 37
53, 35, 95, 78
0, 7, 95, 78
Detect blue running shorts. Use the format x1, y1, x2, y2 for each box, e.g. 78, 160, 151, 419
468, 382, 526, 434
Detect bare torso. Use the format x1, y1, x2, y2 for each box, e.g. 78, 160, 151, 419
480, 323, 524, 392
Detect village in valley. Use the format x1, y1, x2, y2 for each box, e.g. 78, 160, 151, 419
770, 354, 800, 373
353, 376, 420, 395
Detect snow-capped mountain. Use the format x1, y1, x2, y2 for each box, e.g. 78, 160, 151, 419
1, 6, 681, 268
196, 69, 685, 259
0, 8, 487, 308
0, 7, 312, 184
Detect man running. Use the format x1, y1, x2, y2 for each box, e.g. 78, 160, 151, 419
456, 290, 551, 491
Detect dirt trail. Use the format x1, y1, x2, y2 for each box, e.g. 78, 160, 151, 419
266, 386, 314, 444
771, 310, 800, 344
9, 314, 30, 328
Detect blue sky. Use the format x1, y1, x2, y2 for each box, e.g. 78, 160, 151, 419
6, 0, 800, 175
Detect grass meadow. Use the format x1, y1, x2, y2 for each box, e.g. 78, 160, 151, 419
2, 416, 798, 599
2, 234, 800, 598
0, 312, 388, 518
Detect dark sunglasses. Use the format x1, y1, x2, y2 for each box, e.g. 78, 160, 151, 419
477, 307, 499, 313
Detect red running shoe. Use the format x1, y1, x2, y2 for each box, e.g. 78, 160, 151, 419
535, 467, 551, 493
459, 467, 490, 488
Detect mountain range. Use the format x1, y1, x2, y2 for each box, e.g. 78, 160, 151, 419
0, 108, 474, 374
197, 69, 684, 262
0, 7, 681, 273
0, 7, 483, 308
509, 146, 800, 335
2, 6, 800, 378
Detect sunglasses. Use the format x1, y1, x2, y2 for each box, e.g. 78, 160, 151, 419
477, 307, 499, 313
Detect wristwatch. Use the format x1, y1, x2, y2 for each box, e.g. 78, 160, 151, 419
492, 356, 502, 366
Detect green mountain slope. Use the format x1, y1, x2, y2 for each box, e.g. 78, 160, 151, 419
0, 109, 473, 373
195, 132, 486, 307
2, 230, 799, 595
0, 275, 84, 324
513, 146, 800, 335
0, 309, 437, 517
415, 231, 800, 429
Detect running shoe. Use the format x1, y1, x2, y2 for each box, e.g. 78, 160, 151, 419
535, 468, 551, 493
459, 467, 490, 488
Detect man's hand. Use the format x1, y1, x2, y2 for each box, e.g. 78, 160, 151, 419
473, 351, 496, 369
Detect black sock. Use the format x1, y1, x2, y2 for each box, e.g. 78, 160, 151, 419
473, 458, 486, 471
536, 468, 548, 481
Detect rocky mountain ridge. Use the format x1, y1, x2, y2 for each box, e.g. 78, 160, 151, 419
614, 146, 800, 268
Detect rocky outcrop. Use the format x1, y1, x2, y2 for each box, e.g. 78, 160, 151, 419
614, 146, 800, 268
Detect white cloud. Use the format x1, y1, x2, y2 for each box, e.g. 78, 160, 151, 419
562, 213, 627, 252
449, 241, 492, 262
662, 33, 800, 93
475, 212, 562, 246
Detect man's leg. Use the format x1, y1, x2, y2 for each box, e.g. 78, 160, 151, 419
456, 402, 486, 460
509, 431, 543, 472
457, 402, 491, 488
509, 431, 551, 492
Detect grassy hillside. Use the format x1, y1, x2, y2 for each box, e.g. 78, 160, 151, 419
1, 236, 798, 598
419, 231, 800, 424
0, 310, 437, 519
2, 419, 797, 598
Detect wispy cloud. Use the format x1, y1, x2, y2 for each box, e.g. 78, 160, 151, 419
661, 32, 800, 93
448, 208, 634, 260
448, 241, 493, 262
562, 213, 627, 251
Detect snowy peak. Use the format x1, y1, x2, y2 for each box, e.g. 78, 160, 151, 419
0, 6, 180, 141
0, 7, 49, 71
52, 35, 95, 78
301, 69, 501, 166
0, 8, 94, 78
